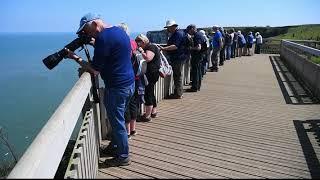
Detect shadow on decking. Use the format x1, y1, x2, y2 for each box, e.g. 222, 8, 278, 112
294, 119, 320, 178
269, 56, 319, 105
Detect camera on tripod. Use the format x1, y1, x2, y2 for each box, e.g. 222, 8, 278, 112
42, 34, 92, 70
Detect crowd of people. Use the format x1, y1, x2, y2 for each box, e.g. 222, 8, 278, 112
65, 13, 263, 168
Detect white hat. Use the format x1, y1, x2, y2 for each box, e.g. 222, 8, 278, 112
164, 20, 178, 28
199, 30, 206, 36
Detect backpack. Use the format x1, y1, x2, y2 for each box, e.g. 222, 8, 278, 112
181, 30, 193, 55
225, 34, 232, 45
158, 50, 173, 78
131, 50, 147, 77
200, 37, 208, 53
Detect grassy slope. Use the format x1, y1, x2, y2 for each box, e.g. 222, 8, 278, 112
274, 24, 320, 41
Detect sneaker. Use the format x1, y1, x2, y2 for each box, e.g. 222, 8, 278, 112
138, 115, 152, 122
100, 144, 117, 157
169, 94, 183, 99
151, 112, 158, 118
104, 157, 131, 167
130, 130, 137, 136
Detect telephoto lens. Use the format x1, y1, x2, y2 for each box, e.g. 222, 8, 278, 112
42, 35, 91, 70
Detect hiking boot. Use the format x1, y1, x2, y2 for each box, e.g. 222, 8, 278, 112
104, 157, 131, 167
100, 144, 117, 157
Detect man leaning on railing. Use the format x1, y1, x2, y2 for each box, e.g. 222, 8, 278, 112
64, 13, 134, 167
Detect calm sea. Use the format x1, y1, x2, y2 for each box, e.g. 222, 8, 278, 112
0, 32, 142, 164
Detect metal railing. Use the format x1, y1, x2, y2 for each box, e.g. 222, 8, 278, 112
8, 56, 191, 178
280, 40, 320, 99
8, 72, 102, 178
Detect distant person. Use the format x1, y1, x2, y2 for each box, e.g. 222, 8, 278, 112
237, 31, 246, 57
210, 25, 223, 72
231, 28, 238, 58
160, 20, 187, 99
135, 34, 160, 122
224, 29, 233, 60
219, 27, 226, 66
246, 32, 254, 56
65, 13, 134, 167
186, 24, 206, 92
199, 29, 210, 77
255, 32, 263, 54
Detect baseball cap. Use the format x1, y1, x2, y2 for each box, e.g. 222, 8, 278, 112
76, 13, 101, 34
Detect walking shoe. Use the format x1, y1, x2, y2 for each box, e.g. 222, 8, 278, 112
186, 88, 197, 92
130, 130, 137, 136
168, 94, 183, 99
100, 143, 117, 157
104, 157, 131, 167
137, 115, 152, 122
151, 112, 158, 118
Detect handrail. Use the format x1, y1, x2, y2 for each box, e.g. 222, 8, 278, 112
282, 40, 320, 56
280, 40, 320, 100
8, 72, 92, 178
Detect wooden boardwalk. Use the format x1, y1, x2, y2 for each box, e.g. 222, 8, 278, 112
98, 54, 320, 179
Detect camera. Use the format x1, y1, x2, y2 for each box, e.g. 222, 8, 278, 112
42, 34, 92, 70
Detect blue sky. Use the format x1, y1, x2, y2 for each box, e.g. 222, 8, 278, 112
1, 0, 319, 33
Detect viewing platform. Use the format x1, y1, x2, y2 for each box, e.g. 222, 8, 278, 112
7, 40, 320, 179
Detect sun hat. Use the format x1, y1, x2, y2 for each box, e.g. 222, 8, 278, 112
164, 20, 178, 28
76, 13, 101, 34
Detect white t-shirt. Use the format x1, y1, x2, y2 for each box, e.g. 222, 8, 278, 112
256, 35, 263, 44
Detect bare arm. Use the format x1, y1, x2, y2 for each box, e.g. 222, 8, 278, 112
191, 44, 201, 51
140, 49, 155, 62
65, 48, 99, 76
160, 44, 177, 51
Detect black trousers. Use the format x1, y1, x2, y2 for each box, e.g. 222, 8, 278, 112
191, 54, 202, 90
145, 72, 159, 107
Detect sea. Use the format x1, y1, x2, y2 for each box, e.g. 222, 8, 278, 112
0, 32, 142, 164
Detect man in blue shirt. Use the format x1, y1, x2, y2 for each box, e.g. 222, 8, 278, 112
246, 32, 254, 56
65, 13, 134, 167
210, 25, 223, 72
160, 20, 187, 99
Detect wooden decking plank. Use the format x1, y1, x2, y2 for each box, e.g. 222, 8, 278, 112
134, 129, 309, 171
131, 149, 255, 179
139, 124, 307, 160
131, 136, 310, 178
129, 152, 224, 178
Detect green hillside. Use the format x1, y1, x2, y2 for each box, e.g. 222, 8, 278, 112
274, 25, 320, 41
275, 24, 320, 41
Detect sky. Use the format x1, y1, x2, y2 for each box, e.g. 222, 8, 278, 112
1, 0, 319, 33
